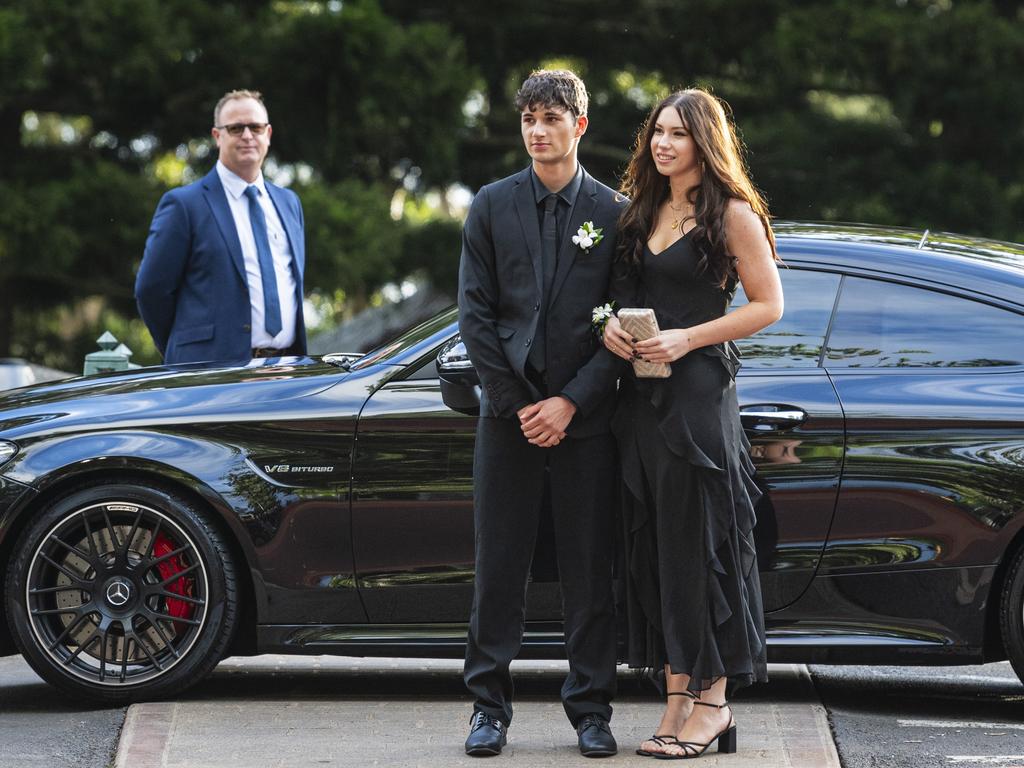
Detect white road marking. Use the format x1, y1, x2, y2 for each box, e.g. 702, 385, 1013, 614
946, 757, 1024, 766
899, 719, 1024, 731
932, 674, 1022, 684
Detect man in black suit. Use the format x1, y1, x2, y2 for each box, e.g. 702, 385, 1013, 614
458, 69, 626, 758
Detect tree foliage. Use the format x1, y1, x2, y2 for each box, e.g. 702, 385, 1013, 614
0, 0, 472, 366
2, 0, 1023, 369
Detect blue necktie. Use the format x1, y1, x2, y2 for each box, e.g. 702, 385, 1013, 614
244, 185, 283, 337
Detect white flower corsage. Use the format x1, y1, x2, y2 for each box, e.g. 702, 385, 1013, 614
591, 301, 616, 336
572, 221, 604, 253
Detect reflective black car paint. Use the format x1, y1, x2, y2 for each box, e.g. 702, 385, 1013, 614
1, 223, 1023, 668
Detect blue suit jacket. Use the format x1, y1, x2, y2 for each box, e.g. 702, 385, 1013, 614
136, 167, 307, 364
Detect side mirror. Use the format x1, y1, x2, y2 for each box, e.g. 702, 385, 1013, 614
438, 336, 480, 415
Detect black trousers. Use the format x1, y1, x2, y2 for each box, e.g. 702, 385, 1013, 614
463, 416, 618, 726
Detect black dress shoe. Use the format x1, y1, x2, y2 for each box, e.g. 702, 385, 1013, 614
465, 711, 507, 756
577, 714, 617, 757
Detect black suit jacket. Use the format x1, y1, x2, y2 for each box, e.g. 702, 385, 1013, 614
458, 166, 627, 438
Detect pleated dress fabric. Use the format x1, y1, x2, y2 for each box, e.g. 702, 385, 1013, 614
611, 230, 768, 694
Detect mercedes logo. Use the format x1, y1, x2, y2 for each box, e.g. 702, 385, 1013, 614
106, 579, 132, 607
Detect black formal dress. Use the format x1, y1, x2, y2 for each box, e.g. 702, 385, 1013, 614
611, 230, 768, 693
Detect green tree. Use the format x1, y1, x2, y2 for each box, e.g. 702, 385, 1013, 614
383, 0, 1024, 242
4, 0, 1024, 371
0, 0, 278, 362
0, 0, 475, 367
258, 0, 475, 186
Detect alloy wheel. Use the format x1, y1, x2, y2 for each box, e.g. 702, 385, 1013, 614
24, 500, 209, 686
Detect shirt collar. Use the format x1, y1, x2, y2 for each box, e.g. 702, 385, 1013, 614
530, 164, 583, 207
216, 160, 267, 200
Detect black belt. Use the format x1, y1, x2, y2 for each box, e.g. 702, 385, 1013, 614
252, 344, 299, 359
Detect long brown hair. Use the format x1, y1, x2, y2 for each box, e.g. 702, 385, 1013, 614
618, 88, 777, 287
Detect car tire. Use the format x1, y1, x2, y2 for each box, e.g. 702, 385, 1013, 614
4, 482, 238, 703
1000, 544, 1024, 685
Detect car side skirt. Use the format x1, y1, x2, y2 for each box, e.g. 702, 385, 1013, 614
256, 565, 998, 666
257, 621, 568, 660
255, 622, 985, 665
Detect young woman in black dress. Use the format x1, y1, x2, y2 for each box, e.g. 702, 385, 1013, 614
602, 88, 783, 759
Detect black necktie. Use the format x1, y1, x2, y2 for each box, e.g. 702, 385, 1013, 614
542, 192, 558, 279
529, 194, 558, 373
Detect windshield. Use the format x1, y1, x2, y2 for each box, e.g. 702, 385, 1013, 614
348, 306, 458, 370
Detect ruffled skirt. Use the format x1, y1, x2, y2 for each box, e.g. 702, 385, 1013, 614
613, 345, 768, 693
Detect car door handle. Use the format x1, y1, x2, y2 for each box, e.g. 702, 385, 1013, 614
740, 405, 807, 431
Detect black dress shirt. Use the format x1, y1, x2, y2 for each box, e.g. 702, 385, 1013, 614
530, 165, 583, 254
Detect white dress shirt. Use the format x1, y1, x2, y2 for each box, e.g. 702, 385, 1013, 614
216, 161, 298, 349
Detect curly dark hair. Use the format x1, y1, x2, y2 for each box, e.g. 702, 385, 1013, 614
514, 69, 588, 117
618, 88, 777, 288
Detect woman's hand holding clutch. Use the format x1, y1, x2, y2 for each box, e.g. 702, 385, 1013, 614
633, 328, 692, 363
602, 315, 636, 361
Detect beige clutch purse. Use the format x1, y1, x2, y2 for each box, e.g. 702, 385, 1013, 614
617, 308, 672, 378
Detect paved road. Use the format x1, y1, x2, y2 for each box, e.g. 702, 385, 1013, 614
812, 661, 1024, 768
0, 654, 125, 768
3, 652, 1024, 768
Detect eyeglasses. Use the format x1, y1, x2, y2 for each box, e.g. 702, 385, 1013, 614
215, 122, 269, 136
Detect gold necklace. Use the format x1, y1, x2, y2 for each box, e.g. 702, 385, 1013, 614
667, 198, 693, 231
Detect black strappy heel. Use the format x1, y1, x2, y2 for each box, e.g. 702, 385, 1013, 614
636, 691, 696, 757
654, 700, 736, 760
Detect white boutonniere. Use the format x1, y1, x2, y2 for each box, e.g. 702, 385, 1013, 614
591, 301, 616, 335
572, 221, 604, 253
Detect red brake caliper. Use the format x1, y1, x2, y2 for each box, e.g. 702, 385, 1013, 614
153, 533, 196, 634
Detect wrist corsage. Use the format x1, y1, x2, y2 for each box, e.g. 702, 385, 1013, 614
591, 301, 617, 336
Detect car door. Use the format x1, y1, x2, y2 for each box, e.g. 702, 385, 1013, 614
351, 264, 848, 621
348, 353, 476, 623
349, 351, 567, 624
731, 266, 846, 611
817, 275, 1024, 575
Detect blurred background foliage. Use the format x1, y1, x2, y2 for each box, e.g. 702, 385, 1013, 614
1, 0, 1022, 370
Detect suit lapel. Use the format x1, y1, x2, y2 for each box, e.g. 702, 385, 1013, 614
266, 182, 304, 280
201, 169, 247, 285
549, 170, 598, 305
512, 168, 544, 296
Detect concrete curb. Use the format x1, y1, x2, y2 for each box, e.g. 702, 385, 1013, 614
114, 659, 839, 768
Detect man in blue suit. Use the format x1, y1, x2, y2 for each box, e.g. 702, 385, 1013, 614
136, 89, 306, 364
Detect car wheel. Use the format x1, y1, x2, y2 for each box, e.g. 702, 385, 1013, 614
1001, 544, 1024, 685
4, 483, 237, 703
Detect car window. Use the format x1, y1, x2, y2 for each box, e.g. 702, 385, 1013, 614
825, 277, 1024, 368
404, 355, 439, 380
731, 268, 840, 368
349, 307, 457, 370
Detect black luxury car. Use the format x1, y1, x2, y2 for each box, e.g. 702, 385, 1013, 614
1, 222, 1023, 703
